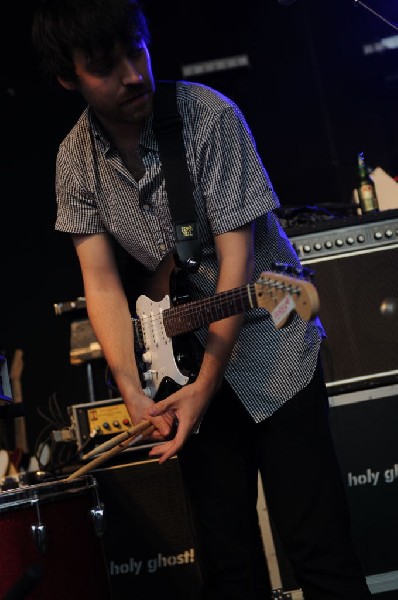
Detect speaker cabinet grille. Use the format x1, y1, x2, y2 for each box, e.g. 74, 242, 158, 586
308, 245, 398, 388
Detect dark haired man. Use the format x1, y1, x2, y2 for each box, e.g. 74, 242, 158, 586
32, 1, 371, 598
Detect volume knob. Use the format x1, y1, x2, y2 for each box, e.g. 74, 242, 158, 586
142, 351, 152, 364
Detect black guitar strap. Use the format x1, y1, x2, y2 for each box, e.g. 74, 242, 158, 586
153, 81, 202, 273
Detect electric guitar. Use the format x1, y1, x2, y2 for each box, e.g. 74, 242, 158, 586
132, 255, 320, 401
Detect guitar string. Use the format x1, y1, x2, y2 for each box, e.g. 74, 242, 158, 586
139, 280, 303, 335
139, 284, 253, 332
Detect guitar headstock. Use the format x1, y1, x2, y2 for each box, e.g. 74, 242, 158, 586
254, 270, 319, 328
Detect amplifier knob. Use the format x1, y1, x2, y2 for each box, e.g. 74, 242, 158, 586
325, 240, 333, 249
335, 239, 344, 247
346, 236, 355, 245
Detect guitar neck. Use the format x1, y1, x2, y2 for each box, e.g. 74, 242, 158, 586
163, 284, 255, 337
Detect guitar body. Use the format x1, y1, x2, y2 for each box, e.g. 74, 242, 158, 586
131, 253, 319, 401
133, 253, 199, 400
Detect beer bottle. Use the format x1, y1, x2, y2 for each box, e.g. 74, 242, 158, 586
356, 151, 379, 213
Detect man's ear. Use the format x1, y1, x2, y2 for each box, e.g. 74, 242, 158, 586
57, 76, 78, 91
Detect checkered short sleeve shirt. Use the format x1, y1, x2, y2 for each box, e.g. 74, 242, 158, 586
55, 80, 324, 422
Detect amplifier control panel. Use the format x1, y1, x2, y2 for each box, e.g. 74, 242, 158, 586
68, 397, 132, 449
288, 216, 398, 260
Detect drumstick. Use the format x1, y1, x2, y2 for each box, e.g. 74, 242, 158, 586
65, 422, 155, 482
82, 420, 153, 460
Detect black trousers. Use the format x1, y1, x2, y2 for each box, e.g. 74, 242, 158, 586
178, 359, 372, 600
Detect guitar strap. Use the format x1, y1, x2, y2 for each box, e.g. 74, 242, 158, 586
153, 81, 202, 273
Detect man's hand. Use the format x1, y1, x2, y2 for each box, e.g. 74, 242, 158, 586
147, 380, 213, 463
123, 389, 176, 441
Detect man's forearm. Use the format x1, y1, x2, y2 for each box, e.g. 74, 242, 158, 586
84, 287, 142, 396
195, 313, 245, 396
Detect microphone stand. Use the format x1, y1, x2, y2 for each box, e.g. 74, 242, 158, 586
352, 0, 398, 33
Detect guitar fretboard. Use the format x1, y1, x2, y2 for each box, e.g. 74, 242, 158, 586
164, 284, 256, 337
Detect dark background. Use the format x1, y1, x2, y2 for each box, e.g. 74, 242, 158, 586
1, 0, 397, 453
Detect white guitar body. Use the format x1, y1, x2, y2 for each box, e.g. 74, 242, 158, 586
136, 293, 189, 399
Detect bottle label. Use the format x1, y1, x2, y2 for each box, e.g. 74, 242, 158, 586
359, 184, 378, 212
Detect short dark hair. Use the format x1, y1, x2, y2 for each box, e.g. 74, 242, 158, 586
32, 0, 150, 82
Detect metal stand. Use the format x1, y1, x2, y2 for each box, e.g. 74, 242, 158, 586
86, 361, 96, 403
257, 473, 304, 600
54, 297, 103, 404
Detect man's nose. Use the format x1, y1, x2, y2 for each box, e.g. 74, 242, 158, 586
120, 58, 143, 84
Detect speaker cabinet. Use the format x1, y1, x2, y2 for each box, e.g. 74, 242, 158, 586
289, 212, 398, 393
93, 455, 202, 600
258, 384, 398, 598
328, 384, 398, 595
